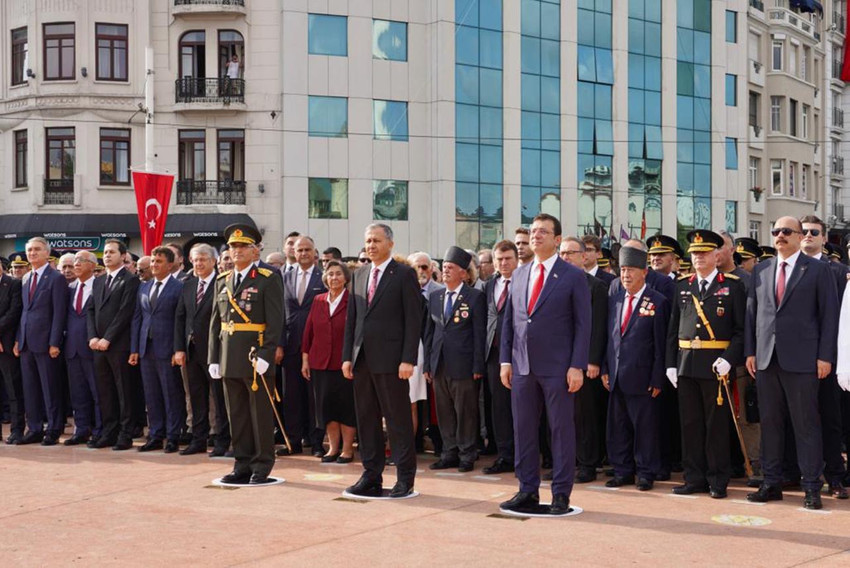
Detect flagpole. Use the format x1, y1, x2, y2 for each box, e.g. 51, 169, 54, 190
145, 46, 154, 171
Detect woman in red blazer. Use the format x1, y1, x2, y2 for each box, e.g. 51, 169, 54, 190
302, 260, 356, 463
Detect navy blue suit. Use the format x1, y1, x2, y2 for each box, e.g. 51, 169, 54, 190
17, 265, 68, 435
500, 256, 591, 497
0, 274, 24, 438
604, 287, 668, 479
131, 277, 184, 441
592, 267, 617, 288
65, 280, 101, 437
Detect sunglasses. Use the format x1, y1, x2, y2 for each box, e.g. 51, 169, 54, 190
358, 258, 370, 263
770, 228, 801, 237
802, 228, 821, 236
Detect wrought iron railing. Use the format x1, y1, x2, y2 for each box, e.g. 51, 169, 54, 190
176, 179, 246, 205
44, 179, 74, 204
175, 77, 245, 103
175, 0, 245, 6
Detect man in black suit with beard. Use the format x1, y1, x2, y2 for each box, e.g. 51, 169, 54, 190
0, 262, 24, 444
342, 224, 422, 498
87, 239, 140, 450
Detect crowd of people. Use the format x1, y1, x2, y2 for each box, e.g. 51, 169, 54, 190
1, 213, 849, 513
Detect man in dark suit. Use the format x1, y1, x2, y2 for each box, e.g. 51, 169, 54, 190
500, 214, 591, 514
130, 246, 185, 453
87, 238, 140, 450
274, 236, 327, 456
64, 251, 101, 446
0, 262, 24, 444
602, 246, 668, 490
560, 237, 608, 483
342, 223, 422, 498
14, 237, 68, 445
746, 217, 839, 510
666, 230, 746, 499
482, 241, 518, 474
582, 234, 616, 288
174, 243, 223, 456
423, 246, 487, 472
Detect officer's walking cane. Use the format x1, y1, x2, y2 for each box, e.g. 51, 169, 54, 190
715, 368, 753, 478
249, 347, 292, 454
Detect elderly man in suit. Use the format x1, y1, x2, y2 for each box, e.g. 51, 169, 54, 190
602, 246, 668, 490
274, 236, 327, 456
174, 243, 222, 456
482, 241, 519, 474
130, 246, 185, 453
342, 224, 422, 498
14, 237, 69, 445
64, 251, 101, 446
746, 217, 839, 510
500, 214, 591, 515
423, 246, 487, 472
0, 261, 24, 444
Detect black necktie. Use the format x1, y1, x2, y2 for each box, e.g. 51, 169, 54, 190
103, 274, 113, 300
235, 272, 242, 290
150, 281, 162, 311
700, 279, 708, 299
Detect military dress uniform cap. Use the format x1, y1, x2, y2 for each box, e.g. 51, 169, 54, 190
647, 234, 684, 258
686, 230, 724, 253
9, 251, 29, 266
224, 223, 261, 246
824, 243, 843, 262
734, 237, 761, 260
598, 247, 612, 268
679, 256, 692, 270
130, 252, 140, 261
443, 246, 472, 270
96, 257, 105, 267
759, 245, 776, 259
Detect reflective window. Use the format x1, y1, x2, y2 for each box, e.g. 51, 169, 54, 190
308, 96, 348, 138
725, 137, 738, 170
14, 130, 27, 188
44, 23, 75, 80
374, 100, 409, 141
373, 180, 408, 220
96, 23, 128, 81
46, 127, 75, 181
99, 128, 130, 185
11, 27, 28, 86
373, 20, 407, 61
308, 178, 348, 219
308, 14, 347, 56
725, 11, 737, 43
725, 200, 737, 233
725, 74, 737, 106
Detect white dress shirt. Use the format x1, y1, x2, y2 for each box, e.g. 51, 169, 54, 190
72, 277, 94, 306
367, 257, 392, 290
149, 274, 171, 298
327, 289, 347, 316
444, 282, 463, 314
494, 275, 511, 303
621, 284, 647, 328
696, 268, 719, 293
528, 253, 559, 301
775, 250, 801, 291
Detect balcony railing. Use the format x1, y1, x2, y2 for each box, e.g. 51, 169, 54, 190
833, 61, 844, 80
44, 179, 74, 204
176, 180, 246, 205
833, 108, 845, 128
768, 8, 817, 41
836, 203, 845, 221
750, 0, 764, 11
175, 0, 245, 5
175, 77, 244, 104
834, 13, 846, 34
831, 157, 845, 176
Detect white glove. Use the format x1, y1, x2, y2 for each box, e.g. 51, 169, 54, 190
208, 364, 221, 379
712, 357, 731, 377
666, 368, 678, 388
255, 357, 270, 375
838, 374, 850, 392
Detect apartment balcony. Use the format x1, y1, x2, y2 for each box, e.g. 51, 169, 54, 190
768, 8, 819, 43
173, 0, 245, 16
176, 180, 246, 205
749, 124, 765, 150
831, 156, 844, 178
833, 107, 845, 130
750, 0, 764, 11
749, 58, 765, 87
834, 12, 846, 37
174, 77, 245, 111
43, 178, 74, 205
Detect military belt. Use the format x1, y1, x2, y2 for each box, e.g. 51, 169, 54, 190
223, 322, 266, 335
678, 339, 730, 350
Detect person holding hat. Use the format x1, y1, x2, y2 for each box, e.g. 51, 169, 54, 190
647, 234, 683, 280
422, 246, 487, 472
9, 251, 29, 280
208, 223, 283, 485
666, 230, 746, 499
601, 245, 669, 490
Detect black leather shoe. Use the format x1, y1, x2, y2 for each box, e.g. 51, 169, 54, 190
275, 445, 303, 456
93, 437, 116, 449
804, 489, 823, 510
18, 431, 44, 445
64, 434, 90, 446
747, 484, 783, 503
483, 459, 514, 475
41, 433, 59, 446
250, 473, 274, 485
112, 438, 133, 451
829, 482, 848, 500
336, 455, 354, 464
500, 491, 539, 511
458, 461, 474, 473
209, 446, 227, 457
672, 483, 709, 495
164, 440, 179, 453
606, 475, 635, 488
710, 487, 728, 499
389, 481, 414, 498
221, 471, 252, 484
746, 477, 763, 488
575, 469, 597, 483
5, 432, 22, 445
429, 458, 460, 470
346, 477, 383, 497
636, 478, 654, 491
138, 439, 163, 452
312, 449, 324, 458
550, 493, 570, 514
321, 453, 341, 463
180, 442, 207, 456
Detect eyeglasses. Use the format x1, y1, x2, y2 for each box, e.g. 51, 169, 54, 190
358, 258, 370, 263
802, 228, 821, 236
416, 264, 430, 270
560, 250, 582, 256
770, 228, 801, 237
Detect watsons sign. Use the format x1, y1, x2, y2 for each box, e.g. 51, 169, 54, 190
14, 236, 102, 251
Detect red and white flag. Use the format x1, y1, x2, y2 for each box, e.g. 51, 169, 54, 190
133, 171, 174, 255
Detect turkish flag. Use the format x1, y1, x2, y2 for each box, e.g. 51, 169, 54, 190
133, 171, 174, 255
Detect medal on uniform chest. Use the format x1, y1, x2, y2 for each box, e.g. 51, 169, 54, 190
716, 306, 724, 317
246, 303, 252, 312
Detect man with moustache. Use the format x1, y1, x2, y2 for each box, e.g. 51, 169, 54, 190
746, 217, 839, 510
0, 260, 24, 444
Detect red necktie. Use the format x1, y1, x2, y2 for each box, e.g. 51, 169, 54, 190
621, 294, 635, 335
497, 279, 510, 312
75, 282, 84, 314
776, 261, 787, 305
527, 264, 544, 313
29, 271, 38, 301
367, 267, 380, 305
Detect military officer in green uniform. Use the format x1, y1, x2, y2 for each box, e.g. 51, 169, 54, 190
665, 230, 746, 499
208, 224, 284, 485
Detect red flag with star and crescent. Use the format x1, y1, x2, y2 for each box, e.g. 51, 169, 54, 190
132, 171, 174, 255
